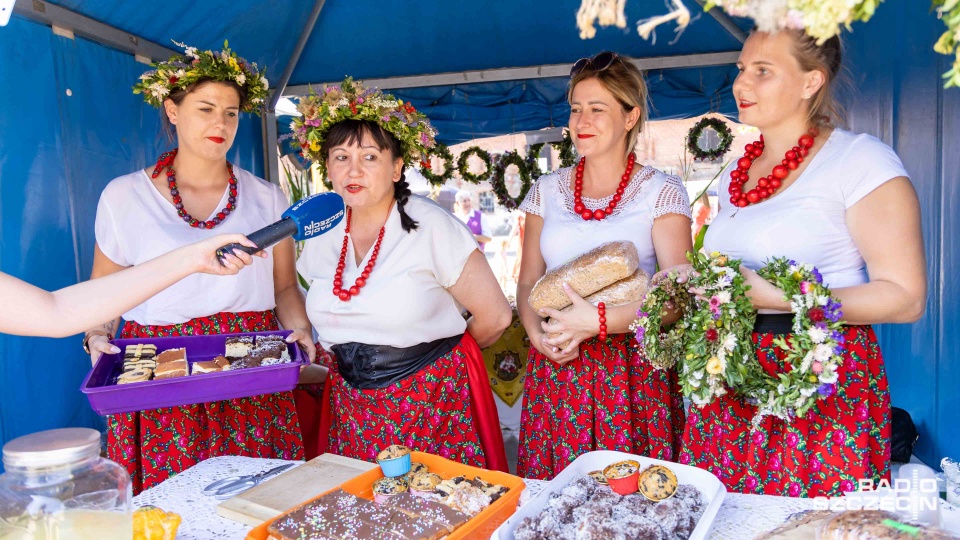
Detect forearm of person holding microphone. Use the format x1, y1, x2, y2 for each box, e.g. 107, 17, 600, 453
0, 233, 261, 339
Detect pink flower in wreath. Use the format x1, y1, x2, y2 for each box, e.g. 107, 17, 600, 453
768, 456, 781, 471
579, 431, 591, 444
156, 453, 167, 466
721, 455, 731, 467
840, 480, 855, 493
752, 431, 766, 445
788, 483, 801, 497
744, 476, 758, 490
808, 457, 821, 472
679, 452, 692, 464
465, 446, 475, 458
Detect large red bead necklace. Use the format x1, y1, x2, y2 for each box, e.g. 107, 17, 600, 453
332, 207, 385, 302
152, 148, 238, 228
728, 128, 818, 208
573, 152, 636, 220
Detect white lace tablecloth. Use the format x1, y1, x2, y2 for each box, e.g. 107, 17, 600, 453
135, 456, 960, 540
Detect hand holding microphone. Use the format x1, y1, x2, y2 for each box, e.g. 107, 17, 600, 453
216, 192, 345, 265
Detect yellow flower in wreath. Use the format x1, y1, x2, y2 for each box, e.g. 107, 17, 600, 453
706, 356, 723, 375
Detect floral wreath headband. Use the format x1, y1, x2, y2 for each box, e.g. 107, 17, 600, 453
133, 40, 269, 115
290, 77, 437, 177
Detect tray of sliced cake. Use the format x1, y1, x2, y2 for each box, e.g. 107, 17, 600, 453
492, 450, 726, 540
246, 449, 525, 540
80, 330, 307, 415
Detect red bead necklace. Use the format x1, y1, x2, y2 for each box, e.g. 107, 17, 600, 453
728, 128, 818, 208
152, 149, 238, 228
332, 207, 385, 302
573, 152, 636, 220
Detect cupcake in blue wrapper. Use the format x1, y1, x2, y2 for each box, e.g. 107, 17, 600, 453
376, 445, 412, 477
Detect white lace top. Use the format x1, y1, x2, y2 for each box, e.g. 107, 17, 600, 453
520, 165, 691, 274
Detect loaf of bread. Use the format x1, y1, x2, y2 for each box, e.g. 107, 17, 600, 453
545, 269, 650, 349
814, 510, 956, 540
528, 241, 639, 312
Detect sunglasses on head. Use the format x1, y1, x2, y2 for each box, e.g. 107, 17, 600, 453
570, 51, 622, 77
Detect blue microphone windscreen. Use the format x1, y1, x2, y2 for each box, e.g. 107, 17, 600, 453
283, 192, 346, 241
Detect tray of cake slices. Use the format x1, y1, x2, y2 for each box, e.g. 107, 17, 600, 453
81, 330, 307, 415
492, 450, 726, 540
246, 448, 526, 540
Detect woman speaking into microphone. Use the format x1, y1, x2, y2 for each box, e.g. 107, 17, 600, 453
294, 79, 512, 470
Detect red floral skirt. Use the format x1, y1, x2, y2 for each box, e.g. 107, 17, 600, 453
107, 311, 305, 494
319, 333, 507, 471
680, 325, 891, 498
517, 333, 686, 480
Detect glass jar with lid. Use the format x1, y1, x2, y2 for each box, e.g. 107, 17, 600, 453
0, 428, 131, 539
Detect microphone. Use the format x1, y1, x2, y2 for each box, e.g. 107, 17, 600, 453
216, 192, 345, 263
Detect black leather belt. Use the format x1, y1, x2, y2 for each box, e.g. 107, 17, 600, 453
752, 314, 795, 335
331, 334, 463, 389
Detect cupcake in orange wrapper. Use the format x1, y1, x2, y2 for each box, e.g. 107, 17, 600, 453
603, 460, 640, 495
133, 505, 181, 540
409, 472, 443, 499
372, 476, 409, 504
376, 445, 412, 477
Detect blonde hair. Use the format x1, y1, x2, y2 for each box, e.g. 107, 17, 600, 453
567, 55, 649, 159
783, 29, 846, 128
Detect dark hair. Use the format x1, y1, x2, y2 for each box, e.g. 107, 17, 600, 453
782, 30, 847, 128
322, 119, 419, 233
160, 78, 247, 143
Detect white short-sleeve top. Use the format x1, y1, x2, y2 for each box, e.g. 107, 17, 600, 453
704, 129, 910, 289
94, 167, 287, 326
520, 165, 692, 274
297, 195, 478, 350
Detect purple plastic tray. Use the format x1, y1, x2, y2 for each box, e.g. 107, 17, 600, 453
80, 330, 307, 415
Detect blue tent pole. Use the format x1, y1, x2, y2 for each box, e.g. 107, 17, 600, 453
267, 0, 325, 111
262, 0, 325, 185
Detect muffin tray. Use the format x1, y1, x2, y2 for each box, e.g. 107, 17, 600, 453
491, 450, 727, 540
80, 330, 307, 415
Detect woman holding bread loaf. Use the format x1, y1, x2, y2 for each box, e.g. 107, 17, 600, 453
679, 30, 926, 497
516, 52, 692, 479
82, 43, 321, 493
293, 78, 512, 472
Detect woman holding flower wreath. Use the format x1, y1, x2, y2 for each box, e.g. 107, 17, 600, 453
676, 30, 926, 497
83, 43, 323, 493
293, 78, 511, 471
515, 52, 692, 479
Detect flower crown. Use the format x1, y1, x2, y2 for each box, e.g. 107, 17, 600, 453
291, 77, 437, 177
133, 40, 269, 114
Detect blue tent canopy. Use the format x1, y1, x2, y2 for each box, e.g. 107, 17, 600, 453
1, 0, 957, 471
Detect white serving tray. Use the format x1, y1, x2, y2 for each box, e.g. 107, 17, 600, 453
492, 450, 726, 540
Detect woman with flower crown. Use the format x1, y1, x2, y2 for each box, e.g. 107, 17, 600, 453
83, 43, 324, 493
293, 78, 512, 470
677, 30, 926, 497
515, 52, 692, 480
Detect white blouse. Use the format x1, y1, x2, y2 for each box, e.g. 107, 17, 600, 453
95, 167, 288, 326
704, 129, 910, 289
297, 195, 478, 350
520, 165, 692, 274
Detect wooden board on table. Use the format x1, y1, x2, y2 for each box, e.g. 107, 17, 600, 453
216, 453, 378, 527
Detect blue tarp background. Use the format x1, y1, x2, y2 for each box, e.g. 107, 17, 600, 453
1, 0, 956, 470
